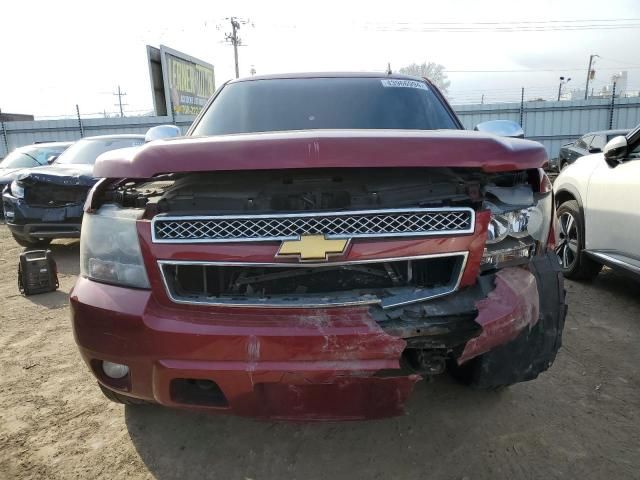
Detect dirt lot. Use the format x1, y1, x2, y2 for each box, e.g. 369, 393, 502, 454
1, 224, 639, 480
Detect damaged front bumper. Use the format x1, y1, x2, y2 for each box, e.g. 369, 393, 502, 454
70, 254, 560, 420
2, 192, 84, 239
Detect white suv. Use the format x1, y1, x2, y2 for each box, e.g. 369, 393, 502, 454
553, 125, 640, 280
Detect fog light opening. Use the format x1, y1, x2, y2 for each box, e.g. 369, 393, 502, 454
102, 361, 129, 379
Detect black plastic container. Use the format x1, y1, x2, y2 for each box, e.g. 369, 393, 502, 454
18, 250, 59, 296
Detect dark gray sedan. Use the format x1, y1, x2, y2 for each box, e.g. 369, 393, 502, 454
557, 129, 630, 171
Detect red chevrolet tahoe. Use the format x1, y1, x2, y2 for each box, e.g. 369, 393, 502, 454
71, 73, 566, 420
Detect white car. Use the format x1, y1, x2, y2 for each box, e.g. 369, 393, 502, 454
553, 125, 640, 280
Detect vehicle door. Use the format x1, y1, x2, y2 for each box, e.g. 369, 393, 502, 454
585, 132, 640, 262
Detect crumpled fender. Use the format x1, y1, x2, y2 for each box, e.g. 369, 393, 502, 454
458, 267, 540, 364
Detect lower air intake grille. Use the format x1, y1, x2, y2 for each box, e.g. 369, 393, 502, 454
159, 253, 467, 309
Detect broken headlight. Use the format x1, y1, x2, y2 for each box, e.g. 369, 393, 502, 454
80, 204, 150, 288
10, 180, 24, 199
486, 209, 532, 244
483, 190, 552, 268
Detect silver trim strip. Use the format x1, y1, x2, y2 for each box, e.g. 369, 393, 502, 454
151, 207, 476, 243
586, 251, 640, 275
157, 251, 468, 309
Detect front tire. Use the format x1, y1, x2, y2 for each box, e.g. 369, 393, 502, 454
555, 200, 602, 280
11, 233, 52, 248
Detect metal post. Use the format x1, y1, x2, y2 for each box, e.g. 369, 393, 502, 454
519, 87, 525, 128
76, 104, 84, 138
0, 108, 9, 157
557, 82, 562, 102
0, 121, 8, 157
609, 82, 617, 130
585, 54, 598, 100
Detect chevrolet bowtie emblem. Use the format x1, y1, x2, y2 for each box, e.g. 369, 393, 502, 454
277, 234, 349, 262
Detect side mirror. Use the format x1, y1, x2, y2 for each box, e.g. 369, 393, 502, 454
145, 125, 182, 143
603, 135, 628, 167
588, 147, 601, 154
474, 120, 524, 139
46, 155, 58, 164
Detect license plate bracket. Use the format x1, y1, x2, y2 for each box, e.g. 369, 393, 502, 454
42, 209, 66, 222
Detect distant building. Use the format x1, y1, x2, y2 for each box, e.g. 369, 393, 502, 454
569, 71, 632, 100
0, 112, 34, 122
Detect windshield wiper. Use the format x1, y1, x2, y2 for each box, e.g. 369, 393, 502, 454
21, 153, 41, 166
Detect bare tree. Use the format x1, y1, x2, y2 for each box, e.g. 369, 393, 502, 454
398, 62, 451, 94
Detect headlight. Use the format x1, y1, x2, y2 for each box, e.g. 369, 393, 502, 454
483, 191, 553, 268
10, 180, 24, 199
80, 204, 150, 288
485, 193, 552, 246
486, 209, 530, 244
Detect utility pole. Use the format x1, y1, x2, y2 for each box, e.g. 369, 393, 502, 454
584, 54, 599, 100
113, 85, 127, 117
224, 17, 251, 78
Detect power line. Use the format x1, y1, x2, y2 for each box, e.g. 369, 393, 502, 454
597, 56, 640, 66
360, 19, 640, 32
374, 18, 640, 25
365, 24, 640, 32
447, 66, 640, 73
264, 18, 640, 33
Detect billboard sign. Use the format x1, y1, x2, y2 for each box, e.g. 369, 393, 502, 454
147, 45, 215, 116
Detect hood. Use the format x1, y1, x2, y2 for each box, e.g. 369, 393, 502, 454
0, 167, 26, 183
16, 164, 96, 187
94, 129, 548, 179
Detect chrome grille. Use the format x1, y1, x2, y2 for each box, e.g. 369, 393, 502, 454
152, 208, 474, 243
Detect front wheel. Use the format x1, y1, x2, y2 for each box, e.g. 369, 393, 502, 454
555, 200, 602, 280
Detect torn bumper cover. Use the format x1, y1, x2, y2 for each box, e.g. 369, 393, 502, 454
2, 172, 96, 240
70, 254, 559, 420
2, 198, 84, 238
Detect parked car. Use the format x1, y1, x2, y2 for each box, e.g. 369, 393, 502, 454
0, 141, 72, 196
554, 126, 640, 280
556, 129, 630, 171
3, 134, 144, 247
70, 73, 565, 420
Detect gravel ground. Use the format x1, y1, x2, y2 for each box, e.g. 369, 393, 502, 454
0, 224, 639, 480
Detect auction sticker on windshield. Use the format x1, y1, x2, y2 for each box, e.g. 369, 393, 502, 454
380, 79, 429, 90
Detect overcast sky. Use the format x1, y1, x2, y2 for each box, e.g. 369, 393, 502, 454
2, 0, 640, 118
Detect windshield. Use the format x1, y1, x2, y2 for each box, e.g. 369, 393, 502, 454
54, 137, 144, 165
0, 145, 68, 169
192, 77, 459, 136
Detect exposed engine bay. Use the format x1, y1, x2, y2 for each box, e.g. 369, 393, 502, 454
103, 167, 540, 214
